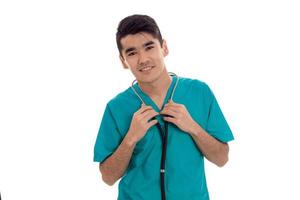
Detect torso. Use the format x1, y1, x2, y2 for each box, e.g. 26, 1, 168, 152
151, 95, 166, 110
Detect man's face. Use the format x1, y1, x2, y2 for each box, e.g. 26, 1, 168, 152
119, 32, 169, 83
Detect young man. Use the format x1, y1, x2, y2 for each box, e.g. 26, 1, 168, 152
94, 14, 234, 200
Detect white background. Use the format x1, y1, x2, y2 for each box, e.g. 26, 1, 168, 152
1, 0, 300, 199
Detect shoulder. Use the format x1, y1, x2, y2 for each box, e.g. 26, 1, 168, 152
174, 76, 215, 104
106, 87, 132, 106
105, 87, 139, 113
178, 76, 211, 94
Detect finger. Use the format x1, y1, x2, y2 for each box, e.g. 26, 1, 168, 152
143, 110, 159, 121
168, 100, 176, 104
160, 109, 178, 118
167, 99, 177, 104
140, 107, 154, 115
164, 102, 180, 109
163, 116, 177, 124
146, 119, 158, 128
161, 106, 179, 114
136, 105, 153, 115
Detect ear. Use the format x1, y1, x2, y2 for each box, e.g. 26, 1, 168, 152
119, 55, 129, 69
162, 39, 169, 57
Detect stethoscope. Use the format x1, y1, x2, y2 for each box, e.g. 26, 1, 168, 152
131, 72, 179, 200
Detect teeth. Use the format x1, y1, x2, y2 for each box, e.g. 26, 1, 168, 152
140, 66, 152, 71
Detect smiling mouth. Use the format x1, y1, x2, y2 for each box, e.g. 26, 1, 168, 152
139, 66, 154, 72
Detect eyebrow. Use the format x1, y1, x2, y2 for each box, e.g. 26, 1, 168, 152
124, 41, 155, 54
143, 41, 155, 47
125, 47, 136, 54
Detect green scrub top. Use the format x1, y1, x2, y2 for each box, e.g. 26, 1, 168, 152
94, 76, 234, 200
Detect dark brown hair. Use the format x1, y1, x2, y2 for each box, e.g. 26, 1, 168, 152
116, 14, 163, 56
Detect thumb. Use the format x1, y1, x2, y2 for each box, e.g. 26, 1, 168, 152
168, 100, 174, 104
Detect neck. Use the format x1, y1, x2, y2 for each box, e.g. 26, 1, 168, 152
138, 71, 172, 99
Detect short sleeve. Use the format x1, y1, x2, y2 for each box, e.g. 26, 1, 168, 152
204, 83, 234, 143
93, 103, 122, 163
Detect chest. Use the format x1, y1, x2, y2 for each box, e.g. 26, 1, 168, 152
151, 97, 165, 110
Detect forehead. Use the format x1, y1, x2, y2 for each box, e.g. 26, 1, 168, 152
120, 32, 160, 50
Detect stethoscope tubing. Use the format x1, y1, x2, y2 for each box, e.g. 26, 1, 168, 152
130, 72, 179, 200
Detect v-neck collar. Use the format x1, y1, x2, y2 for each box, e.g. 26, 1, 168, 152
133, 75, 177, 112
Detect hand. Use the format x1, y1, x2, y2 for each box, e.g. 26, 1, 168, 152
160, 100, 198, 134
127, 104, 159, 144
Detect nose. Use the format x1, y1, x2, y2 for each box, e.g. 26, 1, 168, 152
138, 50, 149, 66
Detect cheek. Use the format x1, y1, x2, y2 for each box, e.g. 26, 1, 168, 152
126, 57, 138, 67
154, 54, 165, 64
149, 51, 162, 60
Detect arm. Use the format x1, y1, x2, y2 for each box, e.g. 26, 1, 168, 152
99, 134, 136, 186
99, 105, 159, 186
160, 100, 230, 167
188, 123, 229, 167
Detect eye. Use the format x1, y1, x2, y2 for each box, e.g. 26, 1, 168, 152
127, 51, 137, 56
145, 46, 154, 51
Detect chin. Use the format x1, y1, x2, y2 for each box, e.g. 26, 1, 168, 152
140, 73, 163, 84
